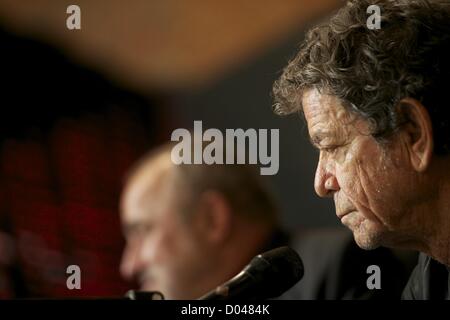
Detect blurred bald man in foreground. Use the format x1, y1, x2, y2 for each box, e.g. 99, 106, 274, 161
119, 144, 282, 299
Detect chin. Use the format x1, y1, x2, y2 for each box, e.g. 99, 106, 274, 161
345, 216, 385, 250
353, 232, 382, 250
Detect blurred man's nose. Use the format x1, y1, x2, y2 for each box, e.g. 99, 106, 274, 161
314, 154, 339, 197
120, 241, 144, 281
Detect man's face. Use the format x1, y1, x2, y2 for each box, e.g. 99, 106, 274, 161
302, 89, 419, 249
120, 173, 209, 299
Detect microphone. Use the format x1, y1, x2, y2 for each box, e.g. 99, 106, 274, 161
199, 246, 304, 300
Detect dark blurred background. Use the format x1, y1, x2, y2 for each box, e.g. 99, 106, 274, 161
0, 0, 345, 298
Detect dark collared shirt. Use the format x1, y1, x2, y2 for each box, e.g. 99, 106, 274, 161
402, 253, 450, 300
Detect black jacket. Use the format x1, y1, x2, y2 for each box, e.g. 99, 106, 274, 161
402, 253, 450, 300
280, 228, 415, 300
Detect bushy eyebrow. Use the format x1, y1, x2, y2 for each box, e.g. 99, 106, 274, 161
123, 220, 154, 237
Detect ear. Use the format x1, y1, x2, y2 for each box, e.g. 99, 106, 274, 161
397, 98, 434, 172
192, 190, 233, 245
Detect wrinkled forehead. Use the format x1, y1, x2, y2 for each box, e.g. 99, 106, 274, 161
301, 88, 363, 139
302, 89, 350, 124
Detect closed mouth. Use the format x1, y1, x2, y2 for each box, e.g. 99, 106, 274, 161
337, 210, 354, 220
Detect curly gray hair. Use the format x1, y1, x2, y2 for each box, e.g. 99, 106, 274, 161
273, 0, 450, 155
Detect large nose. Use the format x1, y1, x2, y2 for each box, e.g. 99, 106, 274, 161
120, 239, 146, 281
314, 152, 340, 198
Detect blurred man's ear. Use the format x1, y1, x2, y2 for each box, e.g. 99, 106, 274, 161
193, 190, 233, 245
398, 98, 434, 172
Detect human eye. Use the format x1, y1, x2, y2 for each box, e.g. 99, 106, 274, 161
136, 223, 153, 236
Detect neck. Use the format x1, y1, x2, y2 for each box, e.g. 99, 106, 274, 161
424, 186, 450, 266
415, 159, 450, 266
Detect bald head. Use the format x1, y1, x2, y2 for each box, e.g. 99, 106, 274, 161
123, 142, 277, 224
121, 145, 175, 224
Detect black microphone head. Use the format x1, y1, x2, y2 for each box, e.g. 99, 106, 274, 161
245, 246, 304, 299
199, 246, 304, 300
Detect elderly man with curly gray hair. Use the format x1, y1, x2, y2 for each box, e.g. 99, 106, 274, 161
273, 0, 450, 299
